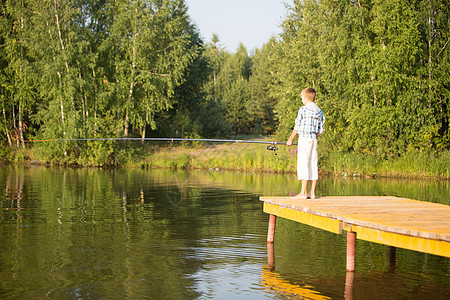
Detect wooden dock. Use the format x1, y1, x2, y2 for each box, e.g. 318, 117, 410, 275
260, 196, 450, 271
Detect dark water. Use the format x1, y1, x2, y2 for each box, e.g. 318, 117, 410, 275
0, 165, 449, 299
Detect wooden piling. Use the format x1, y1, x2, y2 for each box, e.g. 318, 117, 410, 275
267, 214, 276, 243
346, 231, 356, 272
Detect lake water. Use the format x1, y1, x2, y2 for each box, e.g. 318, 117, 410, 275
0, 165, 449, 299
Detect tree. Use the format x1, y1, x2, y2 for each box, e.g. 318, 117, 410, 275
199, 34, 232, 137
414, 0, 450, 150
272, 0, 322, 138
273, 0, 449, 157
1, 0, 37, 149
247, 38, 280, 134
154, 17, 213, 138
105, 0, 199, 139
219, 43, 252, 134
0, 1, 13, 147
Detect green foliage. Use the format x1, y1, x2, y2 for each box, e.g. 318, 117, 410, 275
0, 0, 447, 176
321, 146, 450, 179
105, 0, 200, 136
247, 39, 280, 134
200, 38, 278, 136
77, 141, 115, 166
1, 0, 217, 163
274, 0, 449, 159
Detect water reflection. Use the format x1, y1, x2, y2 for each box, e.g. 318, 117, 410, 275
264, 243, 332, 299
344, 271, 354, 300
261, 265, 331, 299
266, 250, 363, 300
265, 239, 449, 300
0, 165, 449, 299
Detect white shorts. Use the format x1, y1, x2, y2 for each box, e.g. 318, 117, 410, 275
297, 137, 318, 180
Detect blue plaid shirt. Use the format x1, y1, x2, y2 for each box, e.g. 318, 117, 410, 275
294, 103, 325, 139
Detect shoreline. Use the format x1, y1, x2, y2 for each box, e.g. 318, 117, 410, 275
5, 142, 449, 180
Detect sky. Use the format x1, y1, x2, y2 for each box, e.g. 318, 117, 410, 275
185, 0, 288, 52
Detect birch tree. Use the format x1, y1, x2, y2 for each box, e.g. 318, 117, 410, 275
1, 0, 39, 149
106, 0, 199, 138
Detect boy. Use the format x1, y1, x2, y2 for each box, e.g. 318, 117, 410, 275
286, 87, 325, 199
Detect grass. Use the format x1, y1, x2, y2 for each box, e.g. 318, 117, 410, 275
134, 142, 449, 179
140, 142, 298, 174
321, 148, 450, 179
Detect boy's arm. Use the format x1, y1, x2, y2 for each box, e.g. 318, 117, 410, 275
286, 129, 298, 146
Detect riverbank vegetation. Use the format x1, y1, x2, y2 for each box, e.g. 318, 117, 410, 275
1, 0, 449, 178
144, 143, 450, 179
7, 140, 449, 179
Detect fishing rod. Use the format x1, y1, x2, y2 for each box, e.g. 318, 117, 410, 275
27, 137, 296, 155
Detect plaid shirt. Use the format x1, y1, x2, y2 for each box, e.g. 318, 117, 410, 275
294, 103, 325, 139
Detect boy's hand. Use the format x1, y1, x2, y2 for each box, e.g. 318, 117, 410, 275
286, 129, 298, 146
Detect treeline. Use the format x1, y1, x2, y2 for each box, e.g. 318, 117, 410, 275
0, 0, 448, 166
274, 0, 449, 159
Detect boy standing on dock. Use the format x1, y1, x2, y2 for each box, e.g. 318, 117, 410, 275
286, 87, 325, 199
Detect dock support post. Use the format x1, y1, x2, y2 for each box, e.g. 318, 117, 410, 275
267, 214, 276, 243
346, 231, 356, 272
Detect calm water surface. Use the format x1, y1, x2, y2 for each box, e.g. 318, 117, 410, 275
0, 165, 449, 299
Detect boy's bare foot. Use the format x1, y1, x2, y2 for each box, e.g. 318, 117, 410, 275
294, 194, 307, 199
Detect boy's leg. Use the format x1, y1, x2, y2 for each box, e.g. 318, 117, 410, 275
295, 179, 308, 198
309, 138, 318, 199
310, 179, 318, 199
300, 179, 308, 197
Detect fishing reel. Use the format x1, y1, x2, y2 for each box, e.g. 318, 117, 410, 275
267, 145, 278, 155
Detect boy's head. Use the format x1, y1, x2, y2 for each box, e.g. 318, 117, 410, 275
301, 87, 316, 105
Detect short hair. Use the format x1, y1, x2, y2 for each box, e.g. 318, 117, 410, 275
302, 87, 316, 101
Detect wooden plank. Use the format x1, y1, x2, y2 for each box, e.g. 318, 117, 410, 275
263, 202, 342, 234
351, 225, 450, 258
260, 196, 450, 240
